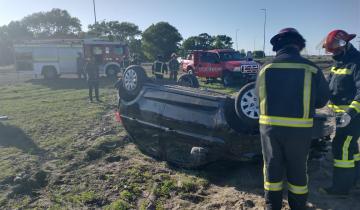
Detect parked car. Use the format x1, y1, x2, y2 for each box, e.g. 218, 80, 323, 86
181, 49, 260, 86
116, 65, 333, 168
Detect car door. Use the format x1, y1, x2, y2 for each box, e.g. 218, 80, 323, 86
197, 52, 222, 78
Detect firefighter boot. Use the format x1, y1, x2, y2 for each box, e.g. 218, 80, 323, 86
288, 192, 308, 210
322, 167, 355, 197
264, 191, 283, 210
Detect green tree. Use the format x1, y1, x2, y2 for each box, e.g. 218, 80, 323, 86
88, 21, 141, 42
253, 50, 265, 58
142, 22, 182, 60
181, 33, 233, 54
22, 8, 82, 38
0, 21, 33, 65
239, 49, 246, 57
212, 35, 233, 49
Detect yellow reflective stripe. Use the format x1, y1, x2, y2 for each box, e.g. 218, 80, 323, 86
349, 101, 360, 113
328, 104, 348, 113
258, 64, 269, 115
260, 115, 313, 128
354, 153, 360, 161
264, 181, 283, 191
288, 183, 308, 194
342, 136, 353, 161
303, 70, 312, 118
266, 63, 318, 73
263, 164, 283, 191
334, 159, 355, 168
331, 67, 353, 75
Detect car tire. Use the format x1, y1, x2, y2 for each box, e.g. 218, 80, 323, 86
235, 82, 259, 129
222, 71, 232, 86
120, 65, 147, 101
177, 74, 200, 88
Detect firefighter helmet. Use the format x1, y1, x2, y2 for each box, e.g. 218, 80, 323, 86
270, 28, 306, 51
322, 30, 356, 53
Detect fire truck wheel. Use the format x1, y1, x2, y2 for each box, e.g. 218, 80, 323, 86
43, 66, 58, 80
177, 74, 200, 88
121, 65, 147, 100
106, 66, 119, 78
235, 82, 259, 128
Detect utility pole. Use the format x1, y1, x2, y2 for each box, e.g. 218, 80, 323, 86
253, 37, 256, 51
92, 0, 97, 24
261, 9, 267, 54
235, 29, 239, 51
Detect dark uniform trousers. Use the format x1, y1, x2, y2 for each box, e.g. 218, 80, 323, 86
331, 115, 360, 192
88, 80, 99, 101
169, 71, 178, 81
261, 126, 311, 210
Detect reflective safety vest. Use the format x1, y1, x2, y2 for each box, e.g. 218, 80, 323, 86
153, 61, 166, 75
258, 63, 318, 128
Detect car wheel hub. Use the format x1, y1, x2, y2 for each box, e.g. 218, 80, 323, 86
124, 69, 137, 91
240, 88, 259, 119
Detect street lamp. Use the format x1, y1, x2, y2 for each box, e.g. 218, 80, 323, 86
235, 29, 240, 51
92, 0, 97, 24
261, 9, 267, 54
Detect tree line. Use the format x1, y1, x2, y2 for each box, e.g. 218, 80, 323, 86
0, 8, 265, 66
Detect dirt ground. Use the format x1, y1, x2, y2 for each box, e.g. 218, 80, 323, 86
1, 63, 360, 210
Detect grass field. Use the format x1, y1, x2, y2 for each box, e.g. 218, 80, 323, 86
0, 70, 225, 209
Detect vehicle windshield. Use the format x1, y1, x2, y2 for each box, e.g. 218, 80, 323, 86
219, 51, 245, 61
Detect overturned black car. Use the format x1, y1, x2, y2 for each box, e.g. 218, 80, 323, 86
116, 65, 333, 168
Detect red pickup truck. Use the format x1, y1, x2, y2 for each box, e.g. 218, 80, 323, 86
181, 49, 260, 86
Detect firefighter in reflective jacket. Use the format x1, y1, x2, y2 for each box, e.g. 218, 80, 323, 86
168, 53, 180, 81
255, 28, 329, 210
152, 55, 168, 79
321, 30, 360, 196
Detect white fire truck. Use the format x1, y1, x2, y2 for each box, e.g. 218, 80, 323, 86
13, 38, 129, 79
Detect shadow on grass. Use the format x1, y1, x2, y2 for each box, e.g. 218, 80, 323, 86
0, 123, 45, 155
27, 77, 118, 90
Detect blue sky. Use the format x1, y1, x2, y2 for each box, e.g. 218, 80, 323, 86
0, 0, 359, 55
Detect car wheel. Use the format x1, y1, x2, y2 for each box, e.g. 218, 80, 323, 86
222, 71, 232, 86
120, 65, 147, 101
235, 82, 259, 128
177, 74, 200, 88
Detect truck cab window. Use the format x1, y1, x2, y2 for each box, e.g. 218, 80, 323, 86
114, 47, 124, 56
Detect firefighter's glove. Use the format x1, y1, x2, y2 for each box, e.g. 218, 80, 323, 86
336, 113, 351, 128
